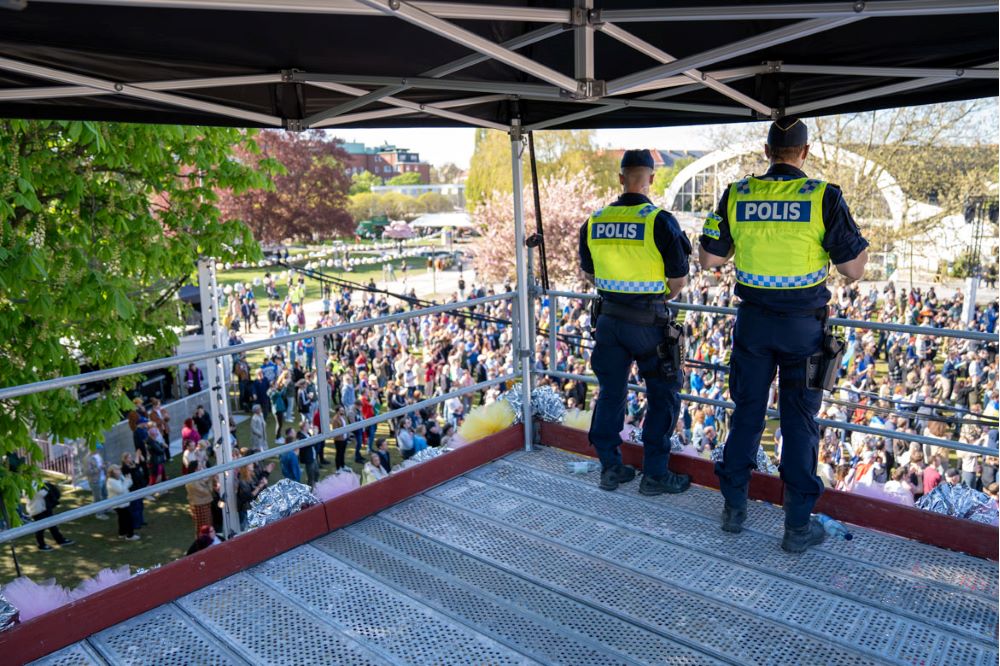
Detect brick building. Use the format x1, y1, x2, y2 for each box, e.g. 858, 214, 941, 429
342, 141, 431, 183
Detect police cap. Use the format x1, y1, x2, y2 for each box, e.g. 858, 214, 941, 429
620, 149, 654, 170
766, 117, 808, 147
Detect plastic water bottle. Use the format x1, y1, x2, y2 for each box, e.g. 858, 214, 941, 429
565, 460, 600, 474
816, 513, 853, 541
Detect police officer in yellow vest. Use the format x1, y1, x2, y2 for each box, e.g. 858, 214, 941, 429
699, 118, 869, 553
579, 149, 692, 495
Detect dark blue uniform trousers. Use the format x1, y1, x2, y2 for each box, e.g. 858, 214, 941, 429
589, 314, 681, 478
715, 305, 825, 528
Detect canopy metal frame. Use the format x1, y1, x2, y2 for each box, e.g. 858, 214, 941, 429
3, 0, 996, 131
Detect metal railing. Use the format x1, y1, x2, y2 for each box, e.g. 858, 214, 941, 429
0, 292, 518, 545
540, 290, 999, 459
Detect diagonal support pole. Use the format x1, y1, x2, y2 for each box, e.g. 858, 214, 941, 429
597, 23, 773, 116
303, 23, 565, 126
354, 0, 579, 93
604, 17, 863, 95
0, 56, 282, 125
307, 81, 508, 130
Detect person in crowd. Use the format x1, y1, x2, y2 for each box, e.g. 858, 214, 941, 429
121, 452, 148, 530
86, 443, 110, 520
699, 117, 869, 553
186, 524, 222, 556
26, 482, 74, 551
250, 404, 267, 451
361, 452, 388, 485
148, 397, 171, 459
184, 362, 204, 395
331, 406, 350, 470
236, 464, 267, 531
296, 421, 319, 486
185, 460, 215, 537
375, 437, 392, 473
579, 149, 693, 497
278, 435, 301, 482
106, 465, 140, 541
193, 405, 212, 442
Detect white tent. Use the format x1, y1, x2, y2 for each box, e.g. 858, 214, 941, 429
411, 212, 474, 229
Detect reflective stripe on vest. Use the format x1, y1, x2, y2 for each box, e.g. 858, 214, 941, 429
727, 176, 829, 290
586, 204, 667, 295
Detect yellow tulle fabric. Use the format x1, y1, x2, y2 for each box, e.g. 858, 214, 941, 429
458, 400, 516, 442
563, 408, 593, 431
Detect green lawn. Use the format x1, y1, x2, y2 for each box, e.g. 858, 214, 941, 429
1, 415, 401, 588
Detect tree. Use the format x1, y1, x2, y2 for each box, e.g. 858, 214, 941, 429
471, 173, 600, 286
349, 170, 383, 194
0, 120, 271, 520
465, 129, 622, 209
431, 162, 463, 184
417, 191, 454, 213
217, 130, 353, 242
380, 191, 421, 219
652, 157, 695, 197
347, 192, 382, 221
387, 171, 421, 186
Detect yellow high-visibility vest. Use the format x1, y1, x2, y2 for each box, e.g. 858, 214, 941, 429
586, 204, 668, 295
725, 176, 830, 289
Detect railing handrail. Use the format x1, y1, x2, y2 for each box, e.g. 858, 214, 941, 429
0, 292, 515, 402
542, 290, 997, 343
0, 373, 517, 544
539, 369, 999, 458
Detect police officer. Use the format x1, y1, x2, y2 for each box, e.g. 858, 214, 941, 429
579, 149, 692, 495
698, 118, 869, 553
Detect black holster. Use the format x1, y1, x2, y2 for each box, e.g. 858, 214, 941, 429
806, 309, 845, 391
655, 321, 685, 383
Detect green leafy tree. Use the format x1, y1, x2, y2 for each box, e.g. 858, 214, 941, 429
387, 171, 421, 186
652, 158, 695, 198
0, 120, 273, 522
465, 129, 622, 208
347, 192, 382, 221
417, 191, 454, 213
349, 170, 383, 194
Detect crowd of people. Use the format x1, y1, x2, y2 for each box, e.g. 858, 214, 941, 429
29, 252, 996, 555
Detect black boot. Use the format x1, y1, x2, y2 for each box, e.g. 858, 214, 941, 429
781, 517, 826, 554
721, 504, 747, 533
599, 463, 636, 491
638, 470, 691, 495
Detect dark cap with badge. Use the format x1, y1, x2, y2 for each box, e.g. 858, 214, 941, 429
620, 149, 655, 170
767, 117, 808, 147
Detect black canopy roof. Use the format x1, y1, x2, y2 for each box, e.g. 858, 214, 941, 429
0, 0, 996, 130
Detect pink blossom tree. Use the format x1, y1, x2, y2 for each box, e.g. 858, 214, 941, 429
472, 173, 601, 288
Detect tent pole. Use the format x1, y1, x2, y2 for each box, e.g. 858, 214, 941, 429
510, 120, 533, 451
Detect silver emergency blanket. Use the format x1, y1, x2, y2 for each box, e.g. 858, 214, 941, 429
710, 441, 780, 475
396, 446, 450, 471
499, 385, 566, 424
246, 478, 318, 530
626, 429, 692, 453
531, 385, 567, 423
916, 483, 999, 525
0, 594, 15, 632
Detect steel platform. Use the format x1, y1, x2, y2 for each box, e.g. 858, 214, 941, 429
33, 447, 999, 666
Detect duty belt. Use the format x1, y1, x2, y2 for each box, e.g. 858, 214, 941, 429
739, 301, 827, 320
600, 300, 673, 326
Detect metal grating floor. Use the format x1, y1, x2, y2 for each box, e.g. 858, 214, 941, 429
33, 446, 999, 666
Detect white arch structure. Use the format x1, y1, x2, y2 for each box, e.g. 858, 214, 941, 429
664, 140, 942, 227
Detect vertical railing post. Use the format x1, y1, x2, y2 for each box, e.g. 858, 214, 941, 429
548, 294, 558, 372
511, 120, 533, 451
314, 334, 331, 437
197, 258, 240, 536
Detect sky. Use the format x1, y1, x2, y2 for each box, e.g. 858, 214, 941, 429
326, 100, 998, 169
327, 124, 744, 169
